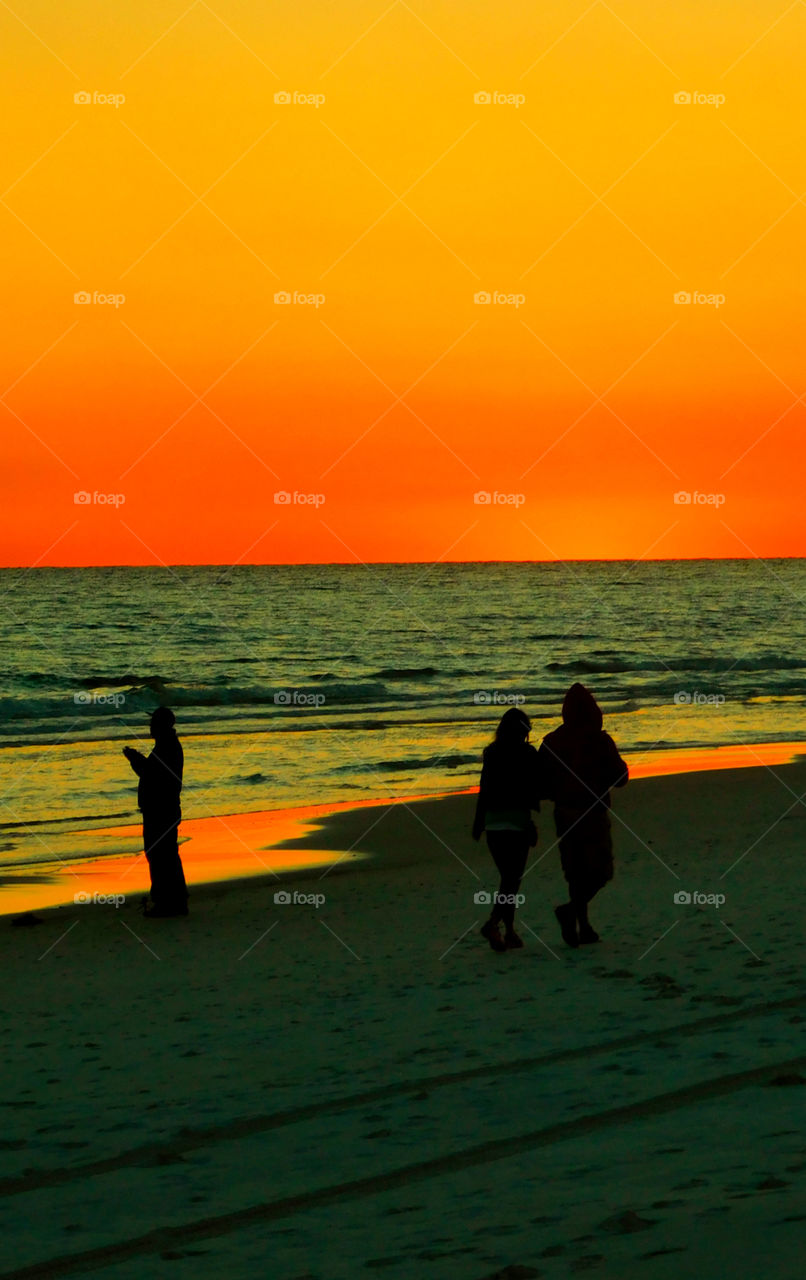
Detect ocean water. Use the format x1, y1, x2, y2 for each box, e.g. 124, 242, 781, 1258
0, 560, 804, 869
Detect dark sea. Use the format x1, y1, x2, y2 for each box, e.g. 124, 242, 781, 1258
1, 560, 804, 869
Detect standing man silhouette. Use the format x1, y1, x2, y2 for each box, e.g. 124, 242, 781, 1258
123, 707, 188, 917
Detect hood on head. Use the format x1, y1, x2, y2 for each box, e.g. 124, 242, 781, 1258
561, 682, 602, 731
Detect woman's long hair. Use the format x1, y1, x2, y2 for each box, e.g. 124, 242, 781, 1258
487, 706, 531, 754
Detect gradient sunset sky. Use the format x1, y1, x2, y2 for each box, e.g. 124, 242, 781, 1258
2, 1, 804, 566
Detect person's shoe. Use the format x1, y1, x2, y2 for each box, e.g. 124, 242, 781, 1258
578, 925, 600, 944
504, 930, 524, 949
554, 903, 579, 948
480, 918, 506, 952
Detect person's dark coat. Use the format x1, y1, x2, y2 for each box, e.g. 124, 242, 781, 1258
129, 730, 184, 820
472, 740, 543, 839
537, 683, 627, 811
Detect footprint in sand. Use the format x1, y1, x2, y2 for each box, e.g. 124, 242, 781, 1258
478, 1267, 541, 1279
598, 1209, 657, 1233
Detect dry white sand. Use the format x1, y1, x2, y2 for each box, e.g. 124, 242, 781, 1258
1, 763, 805, 1279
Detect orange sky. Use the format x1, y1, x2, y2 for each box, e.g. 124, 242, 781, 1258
1, 1, 804, 566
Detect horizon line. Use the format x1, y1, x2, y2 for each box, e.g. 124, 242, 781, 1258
3, 555, 806, 571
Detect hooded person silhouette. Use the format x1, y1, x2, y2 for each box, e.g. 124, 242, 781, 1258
123, 707, 188, 918
537, 683, 627, 947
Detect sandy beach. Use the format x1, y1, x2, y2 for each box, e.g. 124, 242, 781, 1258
1, 759, 805, 1278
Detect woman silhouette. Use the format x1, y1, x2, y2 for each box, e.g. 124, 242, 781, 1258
472, 706, 542, 951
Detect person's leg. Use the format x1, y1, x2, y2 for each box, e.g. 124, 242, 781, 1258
480, 834, 508, 950
160, 825, 188, 914
144, 818, 187, 915
570, 877, 592, 929
487, 836, 507, 923
555, 819, 581, 947
574, 816, 613, 941
142, 817, 159, 907
498, 835, 529, 937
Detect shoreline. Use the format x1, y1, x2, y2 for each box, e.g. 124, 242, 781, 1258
2, 738, 805, 919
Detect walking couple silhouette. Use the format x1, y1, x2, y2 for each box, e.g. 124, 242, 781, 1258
472, 683, 628, 951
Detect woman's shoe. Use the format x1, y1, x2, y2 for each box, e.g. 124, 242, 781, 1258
578, 925, 600, 943
480, 918, 506, 952
504, 930, 524, 949
554, 903, 579, 948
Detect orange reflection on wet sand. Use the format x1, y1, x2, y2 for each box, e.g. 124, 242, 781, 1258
625, 740, 806, 779
2, 743, 804, 916
0, 804, 372, 917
